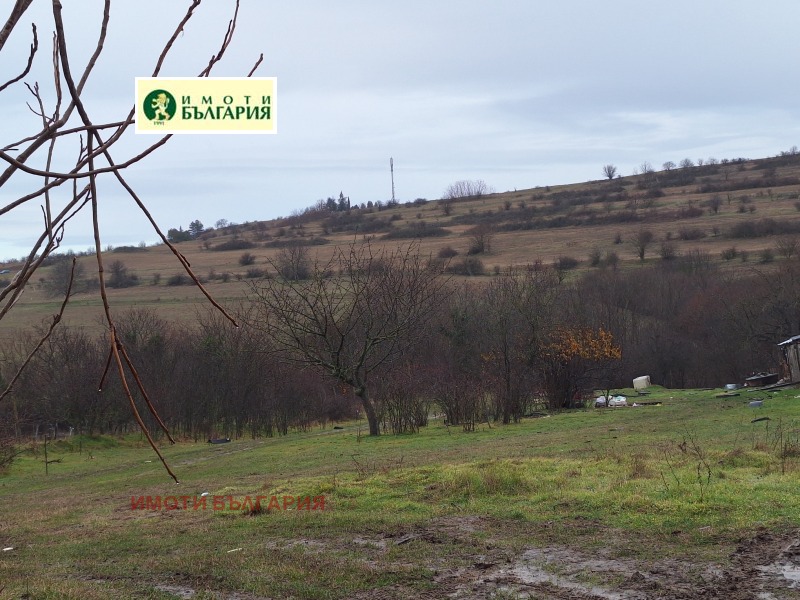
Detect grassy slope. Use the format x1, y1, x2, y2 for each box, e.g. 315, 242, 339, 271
1, 386, 799, 598
4, 155, 800, 340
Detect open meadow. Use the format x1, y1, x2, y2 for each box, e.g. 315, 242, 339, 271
2, 386, 800, 599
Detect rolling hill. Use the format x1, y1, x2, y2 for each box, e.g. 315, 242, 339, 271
3, 152, 800, 339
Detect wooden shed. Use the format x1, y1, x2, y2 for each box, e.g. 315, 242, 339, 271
777, 335, 800, 383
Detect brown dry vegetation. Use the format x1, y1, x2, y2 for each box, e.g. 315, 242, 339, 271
4, 153, 800, 339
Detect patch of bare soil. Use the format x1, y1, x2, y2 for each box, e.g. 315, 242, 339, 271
346, 519, 800, 600
670, 528, 800, 600
149, 583, 274, 599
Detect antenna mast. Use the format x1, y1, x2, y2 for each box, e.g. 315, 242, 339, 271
390, 157, 395, 204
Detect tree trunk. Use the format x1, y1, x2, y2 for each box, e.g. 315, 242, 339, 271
356, 387, 380, 436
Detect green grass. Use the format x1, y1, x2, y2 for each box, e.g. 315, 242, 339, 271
2, 386, 799, 597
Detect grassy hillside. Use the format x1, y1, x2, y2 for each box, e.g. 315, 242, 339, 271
4, 153, 800, 339
1, 386, 799, 598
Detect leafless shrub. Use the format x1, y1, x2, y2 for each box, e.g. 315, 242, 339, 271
447, 256, 485, 276
443, 179, 494, 200
776, 236, 800, 260
274, 245, 311, 281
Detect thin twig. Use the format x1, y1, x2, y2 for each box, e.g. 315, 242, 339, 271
248, 53, 264, 77
0, 22, 36, 93
117, 343, 175, 443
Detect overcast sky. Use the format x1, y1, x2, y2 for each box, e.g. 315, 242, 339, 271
1, 0, 799, 261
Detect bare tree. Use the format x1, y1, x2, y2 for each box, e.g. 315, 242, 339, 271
274, 245, 311, 280
662, 161, 676, 171
632, 229, 655, 261
707, 194, 723, 215
249, 241, 449, 436
776, 236, 800, 260
0, 1, 263, 481
478, 266, 562, 423
108, 260, 137, 288
602, 164, 618, 180
45, 251, 85, 297
443, 179, 493, 200
467, 224, 494, 255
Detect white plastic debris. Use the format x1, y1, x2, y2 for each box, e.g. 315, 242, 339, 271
594, 395, 628, 407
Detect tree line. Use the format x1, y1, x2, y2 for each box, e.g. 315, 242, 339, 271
2, 241, 797, 441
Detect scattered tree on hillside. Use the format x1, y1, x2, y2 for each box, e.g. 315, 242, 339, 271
167, 227, 192, 243
337, 192, 350, 211
188, 220, 204, 238
107, 260, 138, 288
602, 164, 618, 180
777, 236, 800, 260
443, 179, 492, 199
46, 252, 86, 297
441, 198, 454, 216
274, 245, 310, 281
467, 224, 494, 255
707, 194, 723, 215
632, 229, 655, 261
323, 192, 351, 212
238, 252, 256, 266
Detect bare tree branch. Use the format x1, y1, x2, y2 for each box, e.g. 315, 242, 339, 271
0, 0, 261, 480
0, 0, 34, 51
0, 22, 36, 93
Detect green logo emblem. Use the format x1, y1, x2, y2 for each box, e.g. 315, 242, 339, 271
143, 89, 176, 121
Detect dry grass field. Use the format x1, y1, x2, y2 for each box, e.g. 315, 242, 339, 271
3, 153, 800, 340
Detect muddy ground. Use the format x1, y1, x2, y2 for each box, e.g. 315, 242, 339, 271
142, 516, 800, 599
345, 517, 800, 600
